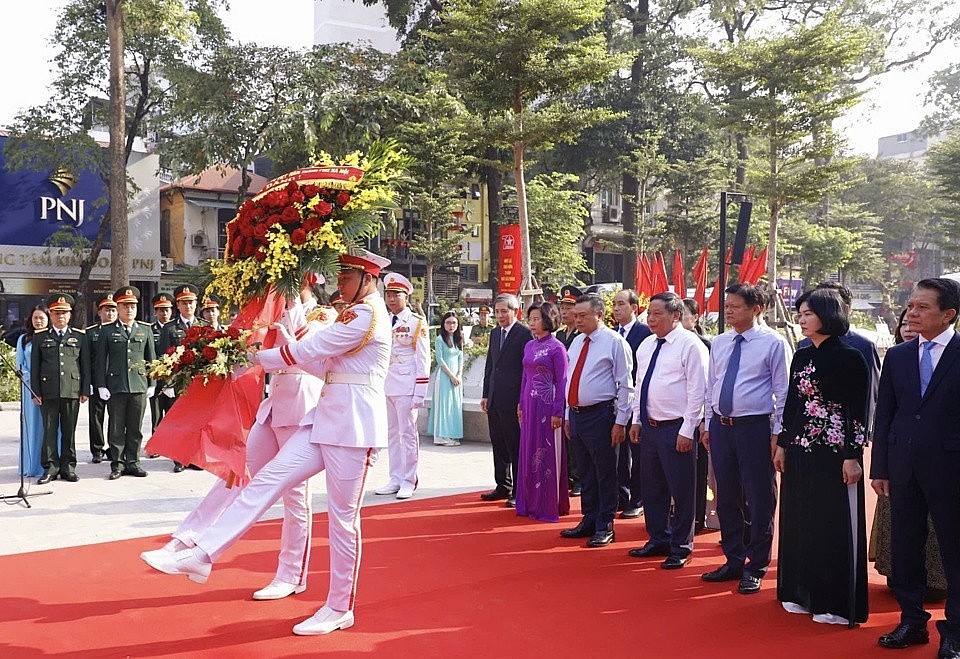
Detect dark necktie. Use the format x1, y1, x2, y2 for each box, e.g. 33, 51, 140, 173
618, 326, 626, 337
718, 334, 745, 416
567, 336, 591, 408
500, 326, 508, 350
638, 338, 666, 420
392, 315, 398, 327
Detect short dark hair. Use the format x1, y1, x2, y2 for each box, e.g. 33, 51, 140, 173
797, 289, 849, 337
527, 301, 560, 333
617, 289, 640, 306
575, 294, 605, 315
724, 283, 767, 309
916, 278, 960, 316
815, 281, 852, 308
650, 292, 683, 315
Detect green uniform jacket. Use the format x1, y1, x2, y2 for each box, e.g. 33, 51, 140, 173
84, 323, 106, 396
157, 317, 196, 394
93, 320, 156, 393
30, 327, 90, 399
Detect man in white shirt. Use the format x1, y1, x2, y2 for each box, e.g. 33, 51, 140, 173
627, 292, 708, 569
559, 294, 634, 547
700, 283, 788, 594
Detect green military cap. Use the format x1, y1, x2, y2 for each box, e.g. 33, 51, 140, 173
114, 286, 141, 304
152, 292, 174, 309
47, 293, 75, 311
173, 284, 199, 302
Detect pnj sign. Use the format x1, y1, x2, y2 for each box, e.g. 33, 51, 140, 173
39, 196, 86, 227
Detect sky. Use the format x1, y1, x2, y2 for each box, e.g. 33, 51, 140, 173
1, 0, 957, 157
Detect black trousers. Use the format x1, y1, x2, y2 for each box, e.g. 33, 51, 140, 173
616, 420, 642, 509
41, 397, 79, 474
88, 392, 107, 455
487, 404, 520, 494
107, 392, 147, 471
569, 403, 617, 531
640, 420, 696, 556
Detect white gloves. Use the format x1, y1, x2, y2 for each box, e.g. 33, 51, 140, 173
163, 387, 176, 398
271, 322, 294, 347
146, 385, 155, 398
98, 387, 111, 401
412, 396, 425, 409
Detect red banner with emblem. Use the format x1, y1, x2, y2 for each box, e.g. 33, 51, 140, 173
498, 224, 522, 295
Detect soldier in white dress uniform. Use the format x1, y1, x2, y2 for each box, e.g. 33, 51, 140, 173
142, 248, 391, 637
140, 276, 334, 601
374, 272, 430, 500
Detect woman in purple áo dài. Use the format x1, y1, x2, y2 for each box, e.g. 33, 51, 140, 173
516, 301, 569, 522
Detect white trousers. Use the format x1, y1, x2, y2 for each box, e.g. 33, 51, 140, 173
385, 395, 419, 489
195, 428, 374, 612
172, 418, 312, 586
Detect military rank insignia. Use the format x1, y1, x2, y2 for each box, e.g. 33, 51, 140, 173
338, 309, 358, 325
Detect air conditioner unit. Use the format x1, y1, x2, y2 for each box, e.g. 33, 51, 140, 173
160, 258, 171, 272
191, 232, 208, 248
609, 207, 619, 220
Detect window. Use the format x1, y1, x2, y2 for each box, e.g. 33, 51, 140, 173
217, 208, 234, 258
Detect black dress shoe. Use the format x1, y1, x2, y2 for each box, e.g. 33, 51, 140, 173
878, 623, 929, 649
123, 466, 148, 477
628, 542, 670, 558
187, 464, 203, 471
701, 563, 744, 582
661, 555, 690, 570
505, 497, 516, 508
108, 470, 123, 480
619, 507, 642, 519
147, 453, 160, 458
91, 453, 103, 464
173, 463, 185, 473
37, 472, 57, 484
570, 485, 582, 497
480, 488, 510, 501
939, 637, 960, 659
60, 472, 79, 482
586, 530, 614, 547
738, 575, 762, 594
560, 521, 595, 539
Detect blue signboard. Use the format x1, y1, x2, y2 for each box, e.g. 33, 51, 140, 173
0, 135, 109, 246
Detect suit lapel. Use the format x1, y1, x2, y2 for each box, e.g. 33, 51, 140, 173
921, 333, 960, 404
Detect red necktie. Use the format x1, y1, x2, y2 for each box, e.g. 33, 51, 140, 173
567, 336, 591, 408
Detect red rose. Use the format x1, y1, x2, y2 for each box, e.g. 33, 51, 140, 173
254, 249, 267, 262
290, 190, 305, 204
165, 346, 176, 356
302, 217, 322, 233
285, 181, 298, 194
185, 326, 202, 342
315, 200, 333, 217
227, 326, 241, 340
202, 346, 218, 361
290, 228, 308, 245
336, 190, 351, 206
172, 363, 181, 372
180, 350, 196, 365
302, 184, 319, 198
253, 223, 269, 240
281, 206, 300, 224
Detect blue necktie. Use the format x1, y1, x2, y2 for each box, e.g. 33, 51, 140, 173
618, 326, 626, 337
638, 338, 666, 420
718, 334, 745, 416
920, 340, 936, 397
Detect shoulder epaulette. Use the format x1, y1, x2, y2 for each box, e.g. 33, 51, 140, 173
85, 324, 99, 331
73, 327, 86, 334
36, 328, 49, 334
137, 320, 152, 326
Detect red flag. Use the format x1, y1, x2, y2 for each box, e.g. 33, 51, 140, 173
738, 245, 756, 283
672, 249, 685, 297
692, 247, 708, 311
706, 275, 722, 313
747, 246, 768, 284
653, 252, 670, 294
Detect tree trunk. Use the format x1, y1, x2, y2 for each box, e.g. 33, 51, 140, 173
514, 139, 535, 307
621, 172, 638, 288
107, 0, 128, 288
480, 150, 502, 289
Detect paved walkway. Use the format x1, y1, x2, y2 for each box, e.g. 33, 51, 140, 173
0, 404, 492, 556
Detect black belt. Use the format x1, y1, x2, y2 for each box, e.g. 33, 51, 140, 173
569, 399, 615, 414
713, 411, 771, 427
646, 417, 683, 428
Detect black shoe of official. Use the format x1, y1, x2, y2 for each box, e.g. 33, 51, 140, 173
569, 485, 582, 497
560, 521, 595, 539
505, 497, 516, 508
878, 623, 929, 649
939, 637, 960, 659
60, 472, 79, 482
701, 563, 743, 583
91, 452, 103, 464
586, 530, 614, 547
738, 575, 762, 594
619, 507, 642, 519
661, 555, 689, 570
480, 488, 510, 501
123, 466, 148, 477
108, 470, 123, 480
173, 463, 185, 473
37, 472, 57, 485
628, 542, 671, 558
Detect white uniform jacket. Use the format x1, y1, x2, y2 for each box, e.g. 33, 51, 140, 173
258, 293, 390, 449
384, 306, 430, 399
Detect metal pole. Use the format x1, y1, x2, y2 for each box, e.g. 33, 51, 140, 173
718, 191, 727, 332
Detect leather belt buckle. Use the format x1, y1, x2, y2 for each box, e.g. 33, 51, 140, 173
648, 418, 660, 427
570, 405, 582, 414
720, 416, 734, 427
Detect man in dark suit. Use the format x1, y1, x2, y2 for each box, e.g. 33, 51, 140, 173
148, 292, 174, 435
872, 278, 960, 658
157, 284, 199, 472
611, 288, 651, 518
94, 286, 156, 480
32, 294, 89, 484
555, 284, 582, 495
480, 293, 532, 507
84, 293, 117, 463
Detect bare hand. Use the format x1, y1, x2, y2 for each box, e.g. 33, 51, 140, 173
770, 434, 779, 462
33, 396, 41, 406
480, 398, 488, 414
564, 420, 570, 437
842, 459, 862, 485
700, 431, 710, 451
79, 395, 88, 404
871, 478, 890, 497
676, 434, 693, 453
629, 424, 640, 444
773, 446, 786, 473
551, 416, 562, 430
517, 406, 522, 423
611, 424, 626, 446
449, 374, 461, 387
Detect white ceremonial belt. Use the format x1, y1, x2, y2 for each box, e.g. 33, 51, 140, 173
274, 367, 304, 375
325, 372, 374, 385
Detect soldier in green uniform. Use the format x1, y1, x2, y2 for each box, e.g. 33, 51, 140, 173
148, 292, 174, 435
554, 285, 582, 496
31, 293, 90, 484
199, 293, 222, 330
94, 286, 156, 480
84, 293, 117, 463
469, 305, 494, 342
156, 284, 199, 472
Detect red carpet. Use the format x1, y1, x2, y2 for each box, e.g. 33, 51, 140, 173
0, 492, 945, 658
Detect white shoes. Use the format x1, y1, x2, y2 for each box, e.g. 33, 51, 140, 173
141, 547, 212, 584
812, 613, 849, 625
252, 579, 307, 601
374, 483, 400, 495
396, 483, 415, 499
292, 605, 354, 635
434, 438, 461, 446
781, 601, 811, 614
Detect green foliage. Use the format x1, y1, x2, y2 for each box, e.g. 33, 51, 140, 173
0, 339, 18, 402
928, 130, 960, 266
